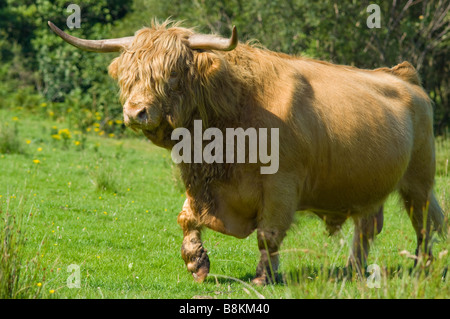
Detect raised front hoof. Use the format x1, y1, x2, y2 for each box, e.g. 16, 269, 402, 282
192, 263, 210, 283
185, 249, 210, 283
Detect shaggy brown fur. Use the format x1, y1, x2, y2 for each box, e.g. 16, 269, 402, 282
106, 21, 445, 283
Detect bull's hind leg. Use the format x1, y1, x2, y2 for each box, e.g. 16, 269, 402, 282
399, 138, 445, 263
177, 199, 210, 282
400, 188, 445, 263
348, 206, 384, 274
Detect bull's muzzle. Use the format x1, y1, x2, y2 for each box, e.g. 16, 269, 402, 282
123, 106, 147, 129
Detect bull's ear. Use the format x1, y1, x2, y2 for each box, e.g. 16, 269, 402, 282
108, 57, 120, 80
193, 51, 223, 80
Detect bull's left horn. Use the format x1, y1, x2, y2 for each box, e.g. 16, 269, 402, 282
48, 21, 134, 53
188, 26, 238, 51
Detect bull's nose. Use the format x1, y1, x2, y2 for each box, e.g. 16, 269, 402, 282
124, 107, 147, 127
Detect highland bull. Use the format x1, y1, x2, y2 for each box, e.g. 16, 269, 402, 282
48, 20, 445, 284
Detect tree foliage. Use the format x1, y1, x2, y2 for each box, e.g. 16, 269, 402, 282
1, 0, 448, 132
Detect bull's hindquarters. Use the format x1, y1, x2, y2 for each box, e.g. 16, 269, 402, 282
177, 199, 210, 282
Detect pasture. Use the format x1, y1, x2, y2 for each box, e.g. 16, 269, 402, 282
0, 107, 449, 299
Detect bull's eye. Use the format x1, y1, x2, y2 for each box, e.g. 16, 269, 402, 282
169, 71, 180, 90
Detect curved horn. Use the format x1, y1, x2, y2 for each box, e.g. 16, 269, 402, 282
48, 21, 134, 52
188, 26, 238, 51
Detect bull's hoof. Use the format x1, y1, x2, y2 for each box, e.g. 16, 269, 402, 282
192, 263, 210, 283
251, 272, 279, 286
184, 247, 210, 283
251, 276, 267, 286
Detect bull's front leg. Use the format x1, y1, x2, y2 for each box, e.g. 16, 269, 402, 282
253, 228, 287, 285
177, 199, 210, 282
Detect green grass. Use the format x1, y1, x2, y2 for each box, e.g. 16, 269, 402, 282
0, 108, 449, 299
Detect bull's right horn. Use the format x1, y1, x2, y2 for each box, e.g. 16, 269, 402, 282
188, 26, 238, 51
48, 21, 134, 53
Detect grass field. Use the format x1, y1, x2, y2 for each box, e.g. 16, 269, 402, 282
0, 108, 449, 299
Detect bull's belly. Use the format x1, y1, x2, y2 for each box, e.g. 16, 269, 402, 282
298, 170, 403, 214
298, 152, 411, 214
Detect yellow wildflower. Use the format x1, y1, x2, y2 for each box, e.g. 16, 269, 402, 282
58, 129, 71, 139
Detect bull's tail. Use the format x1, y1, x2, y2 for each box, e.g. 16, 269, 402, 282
429, 191, 447, 238
377, 61, 421, 86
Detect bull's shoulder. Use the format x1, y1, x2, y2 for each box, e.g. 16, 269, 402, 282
374, 61, 421, 86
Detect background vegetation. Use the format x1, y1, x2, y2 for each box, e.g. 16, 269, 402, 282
0, 0, 449, 299
1, 0, 449, 133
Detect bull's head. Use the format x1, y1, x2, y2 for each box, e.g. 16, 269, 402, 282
48, 21, 238, 147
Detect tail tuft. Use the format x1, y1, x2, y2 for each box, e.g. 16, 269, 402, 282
429, 193, 447, 239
